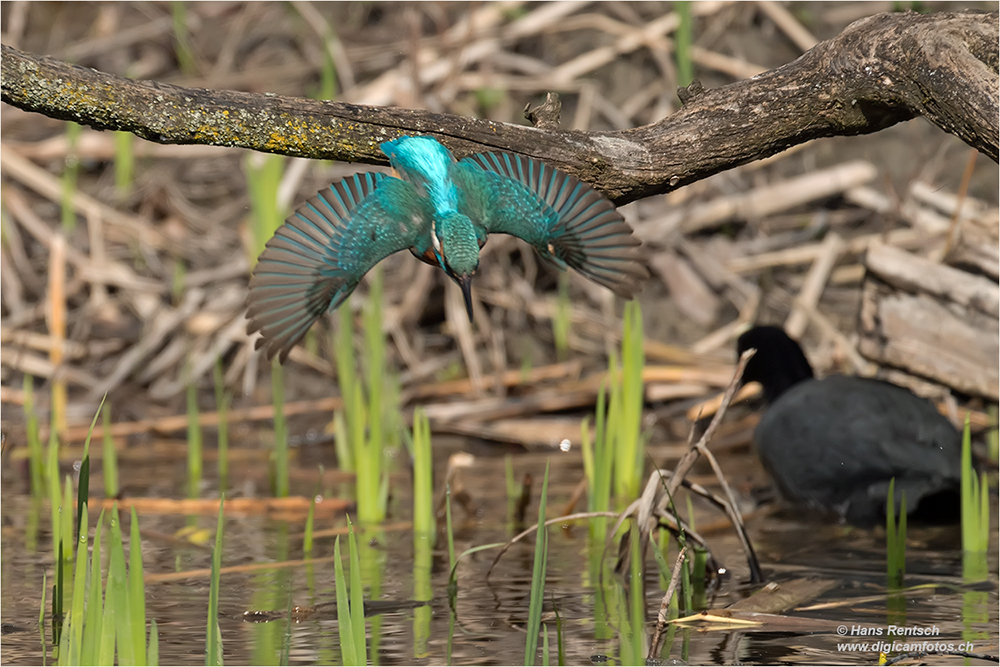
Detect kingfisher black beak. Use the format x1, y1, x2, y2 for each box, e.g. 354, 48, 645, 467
458, 274, 474, 321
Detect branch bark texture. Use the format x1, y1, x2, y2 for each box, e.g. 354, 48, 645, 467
2, 10, 996, 205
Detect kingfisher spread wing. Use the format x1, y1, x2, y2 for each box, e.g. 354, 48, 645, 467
247, 136, 648, 361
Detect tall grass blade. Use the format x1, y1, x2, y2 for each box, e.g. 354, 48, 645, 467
108, 505, 135, 665
335, 305, 357, 473
271, 358, 289, 497
615, 301, 645, 500
102, 403, 119, 498
207, 496, 225, 666
24, 375, 45, 498
214, 359, 230, 491
346, 519, 367, 663
628, 523, 646, 660
61, 122, 81, 232
47, 419, 62, 562
552, 273, 571, 361
148, 620, 159, 666
171, 1, 197, 76
675, 2, 694, 86
333, 537, 357, 665
80, 510, 105, 665
886, 478, 906, 588
61, 476, 74, 563
129, 507, 148, 665
114, 131, 135, 198
187, 378, 203, 499
67, 506, 89, 666
524, 461, 550, 666
39, 572, 48, 664
411, 408, 435, 542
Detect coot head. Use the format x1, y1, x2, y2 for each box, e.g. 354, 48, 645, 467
737, 325, 814, 403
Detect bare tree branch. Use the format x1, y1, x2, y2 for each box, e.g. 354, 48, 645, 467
2, 10, 996, 205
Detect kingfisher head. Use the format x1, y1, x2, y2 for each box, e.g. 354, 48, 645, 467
431, 211, 482, 320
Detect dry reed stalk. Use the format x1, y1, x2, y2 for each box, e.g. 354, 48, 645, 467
0, 144, 172, 252
405, 360, 583, 400
86, 495, 352, 518
784, 232, 844, 339
637, 160, 878, 239
755, 1, 818, 51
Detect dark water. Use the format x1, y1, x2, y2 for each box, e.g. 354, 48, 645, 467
1, 445, 997, 665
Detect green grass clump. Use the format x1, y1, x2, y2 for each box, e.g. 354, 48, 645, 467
334, 268, 399, 525
961, 414, 990, 555
885, 478, 907, 588
584, 301, 646, 517
333, 520, 368, 666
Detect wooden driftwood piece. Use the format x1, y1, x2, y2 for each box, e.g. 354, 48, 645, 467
859, 243, 999, 400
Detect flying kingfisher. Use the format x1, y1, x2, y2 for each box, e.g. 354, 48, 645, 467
247, 136, 648, 361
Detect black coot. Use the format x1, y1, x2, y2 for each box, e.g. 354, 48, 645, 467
737, 325, 962, 526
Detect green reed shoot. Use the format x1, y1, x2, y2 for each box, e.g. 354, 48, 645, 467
171, 1, 197, 76
60, 476, 74, 562
186, 378, 202, 499
554, 602, 566, 666
987, 405, 998, 463
244, 153, 287, 266
411, 407, 435, 541
207, 497, 225, 666
24, 375, 45, 498
552, 272, 571, 361
47, 418, 64, 562
213, 359, 230, 491
445, 484, 457, 576
82, 510, 104, 663
627, 523, 646, 663
114, 131, 135, 198
333, 536, 358, 665
615, 301, 645, 500
674, 2, 694, 87
347, 519, 366, 660
360, 268, 390, 521
101, 404, 119, 498
524, 461, 550, 666
171, 259, 186, 306
885, 478, 907, 587
61, 122, 81, 232
272, 358, 290, 498
304, 470, 322, 556
335, 304, 358, 472
961, 414, 990, 554
504, 455, 521, 527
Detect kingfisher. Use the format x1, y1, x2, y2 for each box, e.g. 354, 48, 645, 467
247, 136, 648, 361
